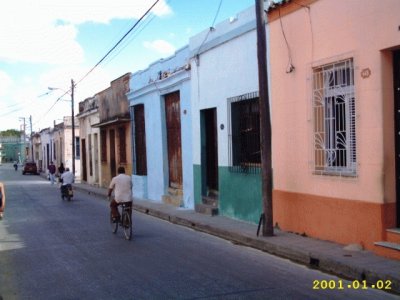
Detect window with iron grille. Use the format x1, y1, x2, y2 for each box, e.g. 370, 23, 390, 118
101, 129, 107, 162
312, 58, 356, 176
228, 92, 261, 174
53, 141, 56, 159
132, 104, 147, 175
75, 137, 80, 159
118, 126, 126, 163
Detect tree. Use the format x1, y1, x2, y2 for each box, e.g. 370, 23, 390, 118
0, 129, 22, 137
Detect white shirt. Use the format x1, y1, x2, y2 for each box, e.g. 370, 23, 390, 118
61, 171, 74, 185
109, 174, 132, 203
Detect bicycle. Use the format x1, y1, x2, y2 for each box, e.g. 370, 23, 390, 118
110, 202, 132, 240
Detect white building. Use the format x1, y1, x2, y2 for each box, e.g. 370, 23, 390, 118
77, 96, 101, 186
189, 6, 263, 221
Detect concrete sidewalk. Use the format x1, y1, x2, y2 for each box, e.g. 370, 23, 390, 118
74, 182, 400, 294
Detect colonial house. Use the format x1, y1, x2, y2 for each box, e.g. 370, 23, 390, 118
0, 143, 3, 164
127, 46, 193, 208
38, 127, 52, 174
267, 0, 400, 259
27, 132, 41, 170
92, 73, 132, 188
190, 6, 262, 221
77, 96, 101, 186
31, 133, 41, 165
52, 116, 80, 178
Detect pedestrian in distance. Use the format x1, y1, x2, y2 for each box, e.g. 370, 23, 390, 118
13, 161, 18, 171
58, 162, 65, 175
108, 166, 132, 222
48, 161, 56, 185
0, 181, 6, 219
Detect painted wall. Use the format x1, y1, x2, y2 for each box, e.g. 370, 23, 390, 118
128, 46, 194, 208
96, 74, 132, 188
39, 128, 52, 173
268, 0, 400, 248
77, 97, 101, 186
190, 5, 262, 223
52, 117, 81, 179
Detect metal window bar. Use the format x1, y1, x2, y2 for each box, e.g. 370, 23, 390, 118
228, 92, 261, 174
118, 126, 126, 163
100, 129, 107, 162
313, 59, 356, 176
132, 104, 147, 176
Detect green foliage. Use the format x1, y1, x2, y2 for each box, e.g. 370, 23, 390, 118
0, 129, 22, 137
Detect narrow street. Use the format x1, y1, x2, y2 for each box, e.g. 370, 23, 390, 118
0, 164, 398, 300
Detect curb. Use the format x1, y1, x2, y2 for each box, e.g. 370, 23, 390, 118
75, 184, 400, 295
132, 202, 400, 295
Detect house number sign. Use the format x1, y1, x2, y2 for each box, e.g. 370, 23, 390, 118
361, 68, 371, 79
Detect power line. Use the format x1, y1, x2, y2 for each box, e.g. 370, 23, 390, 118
32, 89, 71, 128
100, 13, 157, 69
75, 0, 160, 86
32, 0, 161, 129
196, 0, 223, 56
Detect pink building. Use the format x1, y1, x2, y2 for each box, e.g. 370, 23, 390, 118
268, 0, 400, 259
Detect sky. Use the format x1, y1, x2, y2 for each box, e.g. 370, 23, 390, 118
0, 0, 255, 133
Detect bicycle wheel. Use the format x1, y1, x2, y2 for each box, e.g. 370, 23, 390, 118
110, 212, 118, 234
122, 212, 132, 240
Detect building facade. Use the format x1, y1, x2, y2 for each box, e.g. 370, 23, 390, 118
267, 0, 400, 258
52, 116, 80, 178
38, 128, 52, 174
92, 73, 132, 188
77, 96, 101, 186
190, 6, 262, 221
128, 46, 193, 208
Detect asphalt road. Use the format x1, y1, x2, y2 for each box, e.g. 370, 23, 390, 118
0, 164, 398, 300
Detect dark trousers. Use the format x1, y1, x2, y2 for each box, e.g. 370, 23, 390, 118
110, 200, 132, 219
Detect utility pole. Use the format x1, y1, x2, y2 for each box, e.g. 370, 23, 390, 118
19, 117, 26, 164
255, 0, 273, 236
30, 115, 34, 162
71, 79, 75, 176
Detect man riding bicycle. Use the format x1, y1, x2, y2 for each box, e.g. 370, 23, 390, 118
108, 166, 132, 222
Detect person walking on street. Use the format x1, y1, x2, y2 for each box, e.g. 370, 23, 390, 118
108, 166, 132, 222
0, 182, 6, 219
48, 161, 56, 185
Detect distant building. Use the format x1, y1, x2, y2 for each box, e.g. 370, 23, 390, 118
0, 135, 28, 163
77, 96, 101, 186
52, 116, 80, 179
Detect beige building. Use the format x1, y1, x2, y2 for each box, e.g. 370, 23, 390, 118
77, 96, 101, 186
267, 0, 400, 259
92, 73, 132, 188
52, 116, 80, 178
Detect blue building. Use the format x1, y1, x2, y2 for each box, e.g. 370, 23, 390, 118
127, 46, 194, 208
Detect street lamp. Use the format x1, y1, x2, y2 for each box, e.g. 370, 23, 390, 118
48, 79, 76, 176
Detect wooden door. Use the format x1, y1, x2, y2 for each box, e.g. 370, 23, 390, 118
109, 129, 116, 178
204, 108, 218, 193
165, 92, 183, 189
134, 104, 147, 175
394, 50, 400, 227
81, 138, 87, 181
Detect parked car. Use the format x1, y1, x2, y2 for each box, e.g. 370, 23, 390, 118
23, 162, 38, 175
